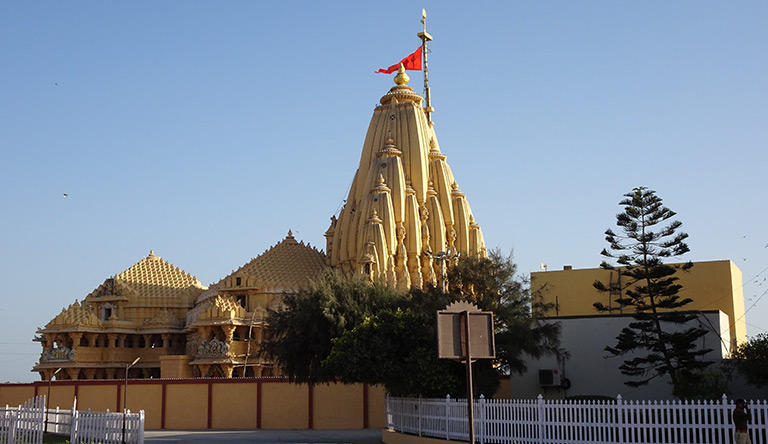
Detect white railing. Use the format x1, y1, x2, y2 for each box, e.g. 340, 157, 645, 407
70, 409, 145, 444
0, 396, 144, 444
0, 396, 45, 444
44, 406, 72, 435
386, 394, 768, 444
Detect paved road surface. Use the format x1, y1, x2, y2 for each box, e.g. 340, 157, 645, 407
144, 428, 384, 443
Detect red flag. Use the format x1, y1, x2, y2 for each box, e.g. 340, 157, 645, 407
375, 47, 422, 74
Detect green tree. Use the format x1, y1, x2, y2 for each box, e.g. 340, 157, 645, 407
732, 333, 768, 387
446, 250, 561, 375
259, 268, 401, 382
323, 292, 465, 397
324, 250, 561, 397
672, 366, 731, 400
594, 186, 711, 395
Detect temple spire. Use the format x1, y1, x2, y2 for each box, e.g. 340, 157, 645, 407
418, 9, 434, 122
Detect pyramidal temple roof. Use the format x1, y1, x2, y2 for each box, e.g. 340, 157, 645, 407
325, 66, 486, 289
213, 231, 328, 293
86, 250, 206, 300
46, 300, 102, 328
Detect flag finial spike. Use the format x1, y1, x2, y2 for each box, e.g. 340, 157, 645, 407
394, 64, 410, 85
417, 9, 433, 121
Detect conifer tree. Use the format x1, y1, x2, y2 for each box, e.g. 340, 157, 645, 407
594, 187, 711, 395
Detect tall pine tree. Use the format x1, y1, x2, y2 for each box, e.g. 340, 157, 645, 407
594, 187, 711, 395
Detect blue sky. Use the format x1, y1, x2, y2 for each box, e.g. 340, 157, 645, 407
1, 2, 766, 383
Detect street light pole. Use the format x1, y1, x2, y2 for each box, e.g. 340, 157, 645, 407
45, 368, 62, 433
424, 247, 460, 293
122, 357, 140, 444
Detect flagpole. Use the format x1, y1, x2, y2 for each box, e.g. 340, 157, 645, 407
418, 9, 433, 122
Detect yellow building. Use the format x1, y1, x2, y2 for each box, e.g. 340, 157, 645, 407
183, 231, 326, 378
530, 260, 747, 352
34, 250, 206, 380
33, 67, 486, 381
34, 233, 326, 380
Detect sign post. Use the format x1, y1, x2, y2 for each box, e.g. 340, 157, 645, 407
437, 301, 495, 444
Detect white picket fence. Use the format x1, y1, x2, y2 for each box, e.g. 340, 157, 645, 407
0, 396, 44, 444
386, 394, 768, 444
0, 396, 144, 444
44, 406, 72, 436
69, 409, 145, 444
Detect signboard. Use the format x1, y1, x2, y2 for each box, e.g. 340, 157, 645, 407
436, 301, 495, 444
437, 303, 495, 360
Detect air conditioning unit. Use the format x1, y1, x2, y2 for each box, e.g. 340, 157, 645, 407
538, 369, 562, 387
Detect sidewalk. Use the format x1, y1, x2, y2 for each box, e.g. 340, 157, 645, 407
144, 428, 383, 444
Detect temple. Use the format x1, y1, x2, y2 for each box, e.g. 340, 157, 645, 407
33, 233, 327, 380
325, 65, 486, 289
33, 63, 487, 380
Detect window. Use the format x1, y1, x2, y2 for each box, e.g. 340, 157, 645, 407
237, 295, 246, 308
236, 277, 242, 286
101, 303, 113, 321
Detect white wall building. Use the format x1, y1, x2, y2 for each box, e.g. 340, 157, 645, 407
509, 311, 734, 400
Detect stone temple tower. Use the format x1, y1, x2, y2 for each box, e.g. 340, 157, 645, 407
325, 65, 486, 290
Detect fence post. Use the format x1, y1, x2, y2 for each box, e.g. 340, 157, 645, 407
445, 394, 451, 440
721, 394, 729, 444
10, 406, 18, 444
385, 395, 390, 431
70, 409, 78, 444
478, 394, 486, 444
418, 397, 422, 437
616, 394, 624, 444
537, 394, 544, 444
138, 410, 145, 444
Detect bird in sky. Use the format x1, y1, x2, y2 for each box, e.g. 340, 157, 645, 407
63, 193, 68, 198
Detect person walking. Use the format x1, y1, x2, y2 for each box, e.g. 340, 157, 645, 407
733, 399, 752, 444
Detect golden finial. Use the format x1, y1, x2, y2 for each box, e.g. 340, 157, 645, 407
394, 64, 410, 85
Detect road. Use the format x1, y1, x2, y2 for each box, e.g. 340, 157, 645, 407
144, 428, 384, 444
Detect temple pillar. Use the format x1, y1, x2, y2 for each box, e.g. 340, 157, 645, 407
69, 332, 83, 349
43, 368, 56, 381
83, 369, 96, 380
198, 364, 210, 378
161, 333, 172, 350
65, 368, 79, 380
143, 334, 152, 348
222, 325, 236, 343
107, 333, 119, 348
222, 364, 234, 378
106, 368, 118, 379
